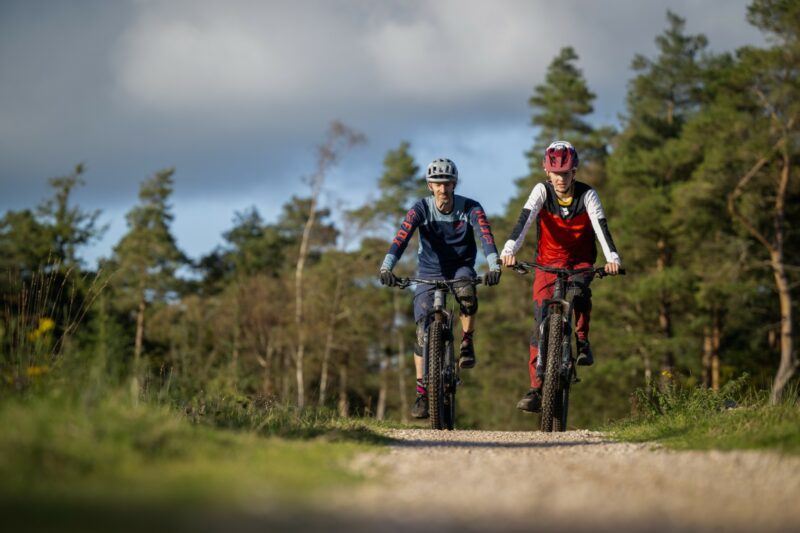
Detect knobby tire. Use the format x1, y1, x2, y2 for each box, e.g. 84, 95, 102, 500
540, 308, 563, 432
442, 334, 456, 430
553, 378, 570, 432
428, 320, 446, 430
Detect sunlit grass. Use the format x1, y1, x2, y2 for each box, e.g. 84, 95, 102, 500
0, 391, 386, 506
606, 377, 800, 454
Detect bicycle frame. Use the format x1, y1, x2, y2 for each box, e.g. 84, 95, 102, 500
421, 286, 456, 396
536, 273, 578, 387
393, 276, 483, 430
512, 261, 625, 431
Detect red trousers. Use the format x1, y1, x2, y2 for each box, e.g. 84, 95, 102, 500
528, 262, 593, 388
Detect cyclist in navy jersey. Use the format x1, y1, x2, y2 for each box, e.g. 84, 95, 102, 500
500, 141, 622, 413
379, 158, 502, 419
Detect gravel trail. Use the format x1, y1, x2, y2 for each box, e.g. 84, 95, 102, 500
324, 429, 800, 532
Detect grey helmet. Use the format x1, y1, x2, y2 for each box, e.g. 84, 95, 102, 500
425, 158, 458, 183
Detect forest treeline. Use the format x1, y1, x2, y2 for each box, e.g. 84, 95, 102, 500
2, 3, 797, 429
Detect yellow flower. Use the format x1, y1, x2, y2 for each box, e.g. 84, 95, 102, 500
26, 366, 49, 378
28, 317, 56, 341
661, 369, 673, 380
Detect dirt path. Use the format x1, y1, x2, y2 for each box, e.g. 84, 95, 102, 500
321, 429, 800, 532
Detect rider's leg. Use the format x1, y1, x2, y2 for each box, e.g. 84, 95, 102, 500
527, 270, 556, 387
453, 272, 478, 369
569, 266, 594, 366
412, 327, 428, 419
518, 271, 554, 412
457, 312, 477, 369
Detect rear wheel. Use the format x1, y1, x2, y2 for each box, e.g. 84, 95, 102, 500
427, 320, 446, 430
540, 309, 563, 432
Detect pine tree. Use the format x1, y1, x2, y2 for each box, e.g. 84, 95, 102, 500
606, 11, 711, 386
109, 168, 187, 377
37, 164, 105, 270
722, 0, 800, 402
515, 47, 613, 201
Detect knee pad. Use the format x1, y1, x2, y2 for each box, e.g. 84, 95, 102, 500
454, 281, 478, 316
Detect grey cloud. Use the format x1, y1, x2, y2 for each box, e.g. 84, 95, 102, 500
1, 0, 764, 219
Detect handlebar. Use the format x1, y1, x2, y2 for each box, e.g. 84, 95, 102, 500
508, 261, 626, 278
393, 276, 484, 290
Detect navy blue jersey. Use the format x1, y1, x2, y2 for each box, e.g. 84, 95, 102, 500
381, 195, 499, 277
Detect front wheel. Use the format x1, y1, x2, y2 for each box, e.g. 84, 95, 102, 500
427, 320, 446, 430
540, 310, 563, 432
553, 379, 570, 432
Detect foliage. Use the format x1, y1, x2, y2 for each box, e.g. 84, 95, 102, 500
1, 6, 798, 436
609, 376, 800, 454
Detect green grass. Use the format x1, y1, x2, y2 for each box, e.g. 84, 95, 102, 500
0, 388, 392, 533
606, 378, 800, 454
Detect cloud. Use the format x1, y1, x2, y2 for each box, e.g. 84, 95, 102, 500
111, 1, 553, 123
0, 0, 766, 260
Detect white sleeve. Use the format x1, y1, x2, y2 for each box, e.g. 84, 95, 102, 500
584, 189, 622, 265
501, 182, 547, 257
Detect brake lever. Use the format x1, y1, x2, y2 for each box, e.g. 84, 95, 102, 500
511, 264, 530, 275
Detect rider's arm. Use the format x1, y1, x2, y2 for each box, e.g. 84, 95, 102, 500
584, 189, 622, 266
380, 202, 424, 272
468, 202, 500, 271
500, 182, 547, 258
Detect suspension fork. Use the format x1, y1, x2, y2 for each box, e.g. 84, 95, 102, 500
421, 289, 452, 385
536, 277, 571, 380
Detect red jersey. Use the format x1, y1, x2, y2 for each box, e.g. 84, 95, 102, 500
501, 181, 621, 267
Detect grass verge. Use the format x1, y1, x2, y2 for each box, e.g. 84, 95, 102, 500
0, 390, 391, 531
606, 378, 800, 454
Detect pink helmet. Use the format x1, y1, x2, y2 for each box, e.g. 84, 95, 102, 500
543, 141, 579, 172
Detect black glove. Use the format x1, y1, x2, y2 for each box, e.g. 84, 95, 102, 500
379, 270, 397, 287
484, 269, 501, 286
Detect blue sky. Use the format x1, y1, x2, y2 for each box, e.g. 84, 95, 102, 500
0, 0, 765, 266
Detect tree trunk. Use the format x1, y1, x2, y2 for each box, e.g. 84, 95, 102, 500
293, 145, 323, 411
256, 338, 275, 398
131, 293, 146, 402
702, 326, 712, 388
711, 311, 721, 391
769, 248, 796, 403
338, 353, 349, 417
293, 122, 365, 409
656, 238, 674, 387
134, 296, 145, 366
728, 139, 796, 404
319, 328, 335, 407
231, 320, 240, 389
395, 294, 409, 423
294, 198, 314, 408
282, 348, 291, 401
376, 352, 388, 420
319, 274, 344, 406
295, 342, 306, 408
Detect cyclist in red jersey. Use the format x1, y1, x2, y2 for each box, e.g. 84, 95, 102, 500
500, 141, 622, 413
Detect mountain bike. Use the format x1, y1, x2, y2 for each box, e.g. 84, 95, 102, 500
510, 262, 625, 432
393, 276, 484, 430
